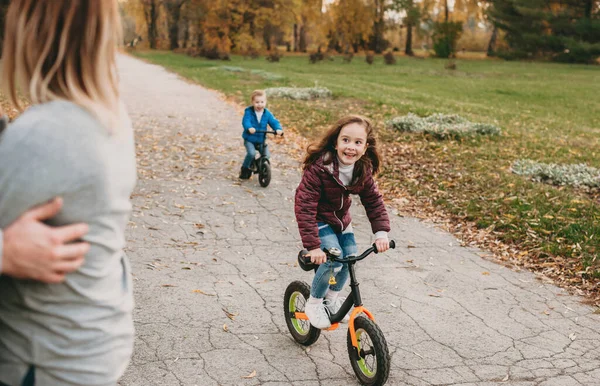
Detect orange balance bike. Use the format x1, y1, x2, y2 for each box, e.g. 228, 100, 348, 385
284, 240, 396, 386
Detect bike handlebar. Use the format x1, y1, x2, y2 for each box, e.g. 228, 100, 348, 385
297, 240, 395, 271
253, 130, 283, 136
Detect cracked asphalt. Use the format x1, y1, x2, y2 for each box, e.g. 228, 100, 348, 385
117, 54, 600, 386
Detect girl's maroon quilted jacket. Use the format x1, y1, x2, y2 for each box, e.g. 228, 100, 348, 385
294, 153, 390, 251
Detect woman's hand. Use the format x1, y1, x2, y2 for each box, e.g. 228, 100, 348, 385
248, 127, 256, 134
308, 248, 326, 264
1, 198, 90, 283
374, 238, 390, 253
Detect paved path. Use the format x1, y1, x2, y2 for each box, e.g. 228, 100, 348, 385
118, 55, 600, 386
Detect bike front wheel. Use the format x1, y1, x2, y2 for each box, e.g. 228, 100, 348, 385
347, 316, 390, 386
283, 281, 321, 346
258, 158, 271, 187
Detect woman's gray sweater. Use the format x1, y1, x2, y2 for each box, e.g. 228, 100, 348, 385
0, 100, 136, 385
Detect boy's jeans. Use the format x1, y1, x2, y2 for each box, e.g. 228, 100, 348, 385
310, 223, 358, 298
242, 140, 270, 169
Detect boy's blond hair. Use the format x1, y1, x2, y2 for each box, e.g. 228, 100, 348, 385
1, 0, 123, 131
251, 90, 266, 101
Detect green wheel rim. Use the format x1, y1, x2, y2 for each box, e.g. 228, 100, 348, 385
356, 328, 376, 377
289, 292, 309, 335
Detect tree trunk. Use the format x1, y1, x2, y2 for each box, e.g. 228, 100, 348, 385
445, 0, 449, 22
486, 25, 497, 57
584, 0, 592, 18
144, 0, 159, 49
293, 23, 299, 52
405, 24, 414, 56
299, 23, 307, 52
373, 0, 385, 53
182, 19, 189, 48
167, 4, 183, 50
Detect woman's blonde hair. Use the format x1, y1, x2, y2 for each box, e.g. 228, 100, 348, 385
1, 0, 123, 130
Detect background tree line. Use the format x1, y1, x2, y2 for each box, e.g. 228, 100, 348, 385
0, 1, 598, 63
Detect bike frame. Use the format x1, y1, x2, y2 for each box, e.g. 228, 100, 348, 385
294, 241, 396, 349
249, 130, 278, 172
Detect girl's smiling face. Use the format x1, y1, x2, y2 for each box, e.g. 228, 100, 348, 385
335, 122, 368, 166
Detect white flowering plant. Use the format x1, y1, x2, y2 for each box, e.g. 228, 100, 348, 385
386, 113, 501, 139
512, 159, 600, 189
264, 87, 332, 100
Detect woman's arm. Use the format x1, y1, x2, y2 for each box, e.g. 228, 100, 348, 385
1, 198, 89, 283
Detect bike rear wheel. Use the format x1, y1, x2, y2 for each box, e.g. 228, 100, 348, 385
258, 158, 271, 187
283, 281, 321, 346
346, 316, 390, 386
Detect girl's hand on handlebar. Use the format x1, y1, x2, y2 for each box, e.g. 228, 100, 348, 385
276, 130, 283, 136
248, 127, 256, 134
308, 248, 327, 264
374, 238, 390, 253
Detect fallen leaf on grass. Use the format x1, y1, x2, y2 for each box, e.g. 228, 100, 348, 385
192, 289, 215, 296
242, 370, 256, 379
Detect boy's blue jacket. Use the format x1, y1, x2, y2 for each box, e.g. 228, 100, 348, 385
242, 106, 282, 144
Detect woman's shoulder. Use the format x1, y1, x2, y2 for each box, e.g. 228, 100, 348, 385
11, 100, 104, 136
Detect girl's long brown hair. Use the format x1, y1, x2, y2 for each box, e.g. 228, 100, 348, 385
303, 115, 382, 181
1, 0, 122, 130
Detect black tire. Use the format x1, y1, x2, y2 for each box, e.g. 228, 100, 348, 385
283, 281, 321, 346
258, 158, 271, 187
346, 316, 390, 386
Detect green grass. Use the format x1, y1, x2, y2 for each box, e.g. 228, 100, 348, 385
133, 51, 600, 289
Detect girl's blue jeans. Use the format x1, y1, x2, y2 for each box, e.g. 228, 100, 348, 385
242, 140, 270, 169
310, 223, 358, 298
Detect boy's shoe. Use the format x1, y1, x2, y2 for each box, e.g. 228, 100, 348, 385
305, 301, 332, 329
239, 167, 251, 180
324, 297, 351, 323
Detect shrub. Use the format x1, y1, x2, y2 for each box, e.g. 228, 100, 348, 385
383, 51, 396, 65
309, 51, 325, 64
343, 52, 354, 63
365, 52, 374, 65
386, 113, 501, 139
512, 160, 600, 189
264, 87, 332, 100
432, 21, 463, 58
444, 59, 457, 70
266, 51, 282, 62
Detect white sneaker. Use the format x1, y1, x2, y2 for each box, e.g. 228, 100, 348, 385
324, 297, 351, 323
305, 301, 332, 329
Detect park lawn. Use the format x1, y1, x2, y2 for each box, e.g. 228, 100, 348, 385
133, 51, 600, 303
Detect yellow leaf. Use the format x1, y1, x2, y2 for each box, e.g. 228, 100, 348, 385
482, 271, 490, 275
192, 289, 215, 296
242, 370, 256, 379
223, 324, 229, 332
